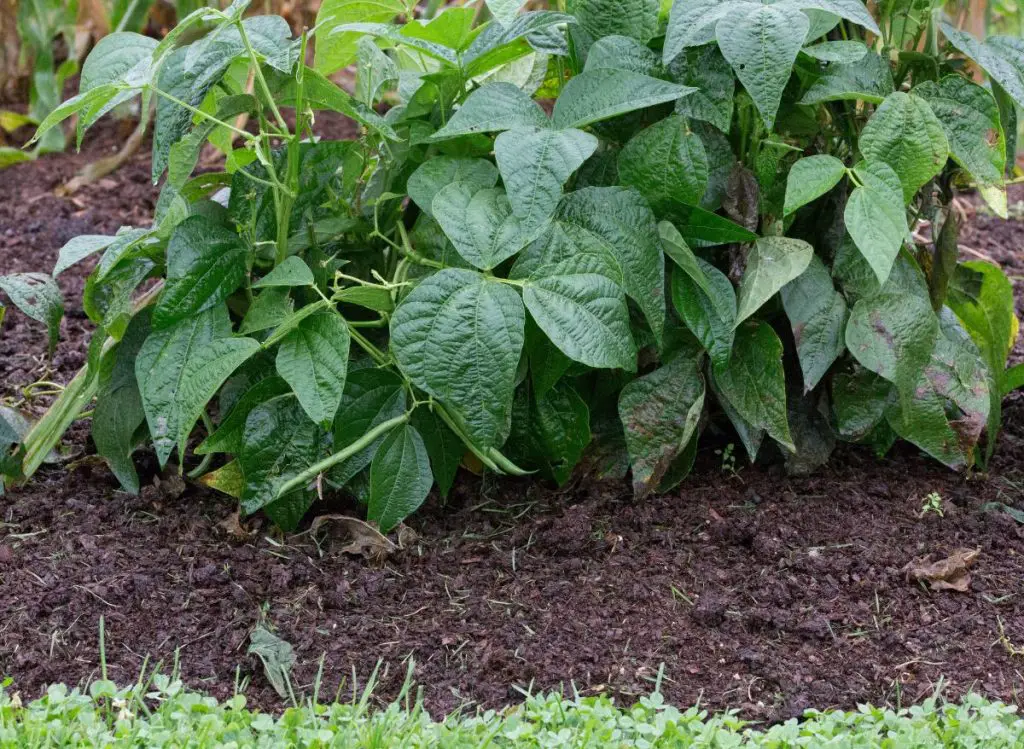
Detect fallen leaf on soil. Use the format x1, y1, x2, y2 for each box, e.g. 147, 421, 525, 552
309, 514, 396, 562
247, 626, 295, 698
903, 548, 980, 592
218, 510, 254, 539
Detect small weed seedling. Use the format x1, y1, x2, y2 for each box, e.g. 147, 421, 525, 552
920, 492, 945, 518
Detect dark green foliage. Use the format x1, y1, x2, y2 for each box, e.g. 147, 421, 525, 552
2, 0, 1021, 532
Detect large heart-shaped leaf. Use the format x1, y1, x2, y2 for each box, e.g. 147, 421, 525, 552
432, 184, 538, 270
846, 290, 938, 413
556, 187, 666, 342
153, 215, 249, 330
716, 4, 809, 129
914, 76, 1007, 217
494, 126, 598, 231
407, 157, 499, 216
391, 269, 525, 450
859, 92, 948, 203
522, 255, 637, 371
618, 115, 709, 208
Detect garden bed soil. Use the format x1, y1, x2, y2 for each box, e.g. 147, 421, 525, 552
1, 118, 1024, 723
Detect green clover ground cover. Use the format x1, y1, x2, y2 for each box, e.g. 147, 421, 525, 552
3, 676, 1023, 748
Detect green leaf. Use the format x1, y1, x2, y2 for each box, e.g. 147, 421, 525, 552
525, 315, 572, 397
670, 258, 736, 367
92, 311, 151, 493
716, 4, 809, 129
801, 40, 868, 63
832, 368, 893, 441
432, 184, 538, 270
53, 235, 116, 276
240, 394, 320, 515
735, 236, 814, 325
0, 273, 64, 353
485, 0, 524, 27
658, 221, 712, 298
254, 256, 315, 288
153, 215, 248, 330
174, 337, 262, 459
1002, 363, 1024, 397
462, 12, 576, 77
784, 0, 879, 34
664, 202, 757, 248
275, 311, 351, 428
355, 36, 398, 106
410, 407, 463, 498
407, 157, 499, 217
570, 0, 659, 43
495, 126, 598, 231
843, 160, 907, 286
368, 424, 434, 533
947, 261, 1017, 386
557, 187, 666, 343
335, 286, 395, 313
197, 374, 291, 456
430, 82, 549, 141
391, 269, 525, 450
402, 8, 481, 52
277, 66, 398, 140
914, 76, 1007, 217
153, 20, 294, 180
329, 368, 407, 488
783, 155, 846, 215
510, 382, 591, 485
522, 255, 637, 371
780, 255, 847, 392
552, 70, 694, 129
664, 0, 754, 63
800, 51, 894, 105
84, 258, 156, 342
240, 288, 294, 334
941, 23, 1024, 110
859, 92, 948, 203
584, 35, 659, 75
618, 351, 705, 498
314, 0, 406, 74
667, 44, 735, 133
618, 115, 708, 208
845, 290, 938, 413
136, 305, 229, 466
712, 320, 793, 451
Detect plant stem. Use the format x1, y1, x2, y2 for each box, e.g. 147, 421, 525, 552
275, 412, 410, 497
149, 86, 254, 140
236, 20, 288, 133
929, 205, 960, 312
395, 222, 444, 269
348, 325, 390, 366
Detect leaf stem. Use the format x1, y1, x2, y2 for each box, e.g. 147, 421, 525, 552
275, 412, 410, 498
149, 86, 254, 141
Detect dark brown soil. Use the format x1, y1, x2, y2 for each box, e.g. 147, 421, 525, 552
1, 119, 1023, 721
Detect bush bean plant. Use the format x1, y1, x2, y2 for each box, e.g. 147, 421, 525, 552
2, 0, 1023, 531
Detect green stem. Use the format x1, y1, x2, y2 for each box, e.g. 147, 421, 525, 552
348, 325, 390, 366
275, 412, 410, 498
395, 221, 444, 269
236, 19, 288, 133
149, 86, 254, 140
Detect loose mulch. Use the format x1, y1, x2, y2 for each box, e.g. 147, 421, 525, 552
1, 116, 1023, 723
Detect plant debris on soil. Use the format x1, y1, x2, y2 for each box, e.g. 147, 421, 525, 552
1, 118, 1024, 723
